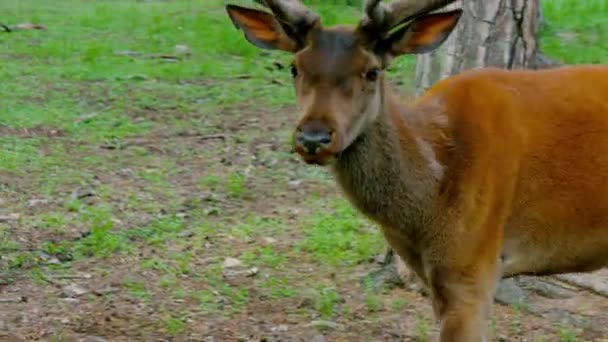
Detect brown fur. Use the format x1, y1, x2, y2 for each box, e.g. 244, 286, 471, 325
225, 2, 608, 341
336, 65, 608, 340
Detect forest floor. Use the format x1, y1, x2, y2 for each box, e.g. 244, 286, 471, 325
1, 1, 607, 341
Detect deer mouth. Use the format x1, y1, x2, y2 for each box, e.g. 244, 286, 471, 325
293, 144, 336, 166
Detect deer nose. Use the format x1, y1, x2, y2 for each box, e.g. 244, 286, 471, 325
296, 129, 332, 155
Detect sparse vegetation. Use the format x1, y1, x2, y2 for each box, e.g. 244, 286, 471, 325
0, 0, 606, 340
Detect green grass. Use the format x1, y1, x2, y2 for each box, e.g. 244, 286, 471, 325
314, 286, 342, 319
557, 327, 579, 342
296, 198, 385, 266
163, 314, 187, 336
415, 315, 430, 342
540, 0, 608, 64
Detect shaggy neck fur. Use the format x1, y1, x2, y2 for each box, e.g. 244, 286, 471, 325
331, 80, 442, 243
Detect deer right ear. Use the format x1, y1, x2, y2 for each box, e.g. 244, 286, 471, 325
226, 5, 299, 52
383, 9, 463, 56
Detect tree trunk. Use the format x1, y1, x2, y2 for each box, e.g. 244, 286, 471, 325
414, 0, 544, 95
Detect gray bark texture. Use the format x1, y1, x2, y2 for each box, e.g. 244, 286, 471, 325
414, 0, 547, 95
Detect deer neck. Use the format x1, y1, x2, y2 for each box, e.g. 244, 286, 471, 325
331, 82, 443, 231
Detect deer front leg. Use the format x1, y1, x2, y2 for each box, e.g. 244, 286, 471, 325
425, 231, 503, 342
430, 267, 498, 341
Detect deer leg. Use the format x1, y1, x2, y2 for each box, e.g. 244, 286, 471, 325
428, 257, 501, 342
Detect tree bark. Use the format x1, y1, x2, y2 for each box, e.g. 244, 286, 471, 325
414, 0, 544, 95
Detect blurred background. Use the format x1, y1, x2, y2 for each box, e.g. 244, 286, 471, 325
1, 0, 607, 341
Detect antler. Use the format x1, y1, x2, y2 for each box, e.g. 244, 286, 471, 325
360, 0, 460, 32
254, 0, 320, 35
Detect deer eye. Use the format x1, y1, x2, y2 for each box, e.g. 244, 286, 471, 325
290, 64, 298, 78
365, 68, 380, 82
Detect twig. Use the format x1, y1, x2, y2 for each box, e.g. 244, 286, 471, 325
200, 134, 226, 141
0, 296, 25, 303
51, 273, 92, 280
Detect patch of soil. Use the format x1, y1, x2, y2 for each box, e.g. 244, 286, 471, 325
1, 87, 607, 342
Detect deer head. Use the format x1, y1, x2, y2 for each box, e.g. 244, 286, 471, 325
226, 0, 462, 165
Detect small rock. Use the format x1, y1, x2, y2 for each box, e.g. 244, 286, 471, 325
0, 213, 20, 222
174, 44, 191, 56
71, 187, 98, 201
310, 335, 327, 342
246, 267, 259, 277
263, 237, 277, 244
287, 180, 302, 190
271, 324, 289, 332
222, 257, 244, 269
494, 278, 527, 305
62, 284, 88, 298
28, 198, 49, 208
80, 336, 107, 342
62, 298, 80, 304
178, 230, 195, 238
94, 286, 119, 296
117, 168, 133, 177
38, 252, 60, 265
222, 267, 256, 279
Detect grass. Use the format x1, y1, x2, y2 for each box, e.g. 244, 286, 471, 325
540, 0, 608, 64
296, 199, 385, 266
0, 0, 606, 340
415, 314, 430, 342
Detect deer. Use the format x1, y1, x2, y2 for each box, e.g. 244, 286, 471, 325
224, 0, 608, 340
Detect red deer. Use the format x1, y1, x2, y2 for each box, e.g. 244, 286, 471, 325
225, 0, 608, 340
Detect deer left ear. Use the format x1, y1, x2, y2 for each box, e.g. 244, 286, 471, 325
383, 9, 463, 56
226, 5, 299, 52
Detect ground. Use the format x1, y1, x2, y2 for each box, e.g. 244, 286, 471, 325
1, 1, 607, 341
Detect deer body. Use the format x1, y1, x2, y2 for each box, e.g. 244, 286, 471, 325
225, 1, 608, 340
336, 65, 608, 279
333, 65, 608, 339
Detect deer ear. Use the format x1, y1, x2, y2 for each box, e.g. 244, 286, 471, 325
226, 5, 299, 52
384, 9, 462, 56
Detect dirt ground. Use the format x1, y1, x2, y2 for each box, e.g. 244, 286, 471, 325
1, 99, 608, 342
